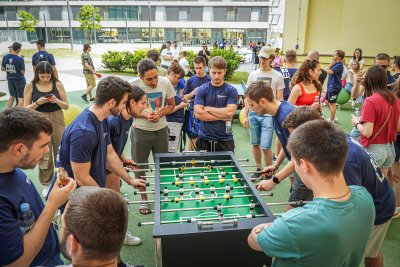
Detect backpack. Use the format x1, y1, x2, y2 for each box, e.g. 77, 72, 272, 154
36, 52, 52, 64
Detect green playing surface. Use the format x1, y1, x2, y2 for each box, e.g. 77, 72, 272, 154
159, 164, 264, 223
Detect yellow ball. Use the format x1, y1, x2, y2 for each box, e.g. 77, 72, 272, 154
62, 104, 83, 127
175, 181, 180, 186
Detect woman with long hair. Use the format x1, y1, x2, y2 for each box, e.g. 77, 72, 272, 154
351, 65, 400, 176
23, 61, 69, 197
288, 59, 322, 107
348, 48, 365, 71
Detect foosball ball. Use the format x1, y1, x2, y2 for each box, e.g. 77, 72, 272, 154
132, 151, 275, 267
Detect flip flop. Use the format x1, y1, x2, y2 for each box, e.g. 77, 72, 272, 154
139, 203, 151, 215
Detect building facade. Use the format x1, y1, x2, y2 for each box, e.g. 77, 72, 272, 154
0, 0, 282, 46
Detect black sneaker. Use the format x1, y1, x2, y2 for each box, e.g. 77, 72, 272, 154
251, 168, 261, 179
81, 94, 89, 103
90, 98, 95, 102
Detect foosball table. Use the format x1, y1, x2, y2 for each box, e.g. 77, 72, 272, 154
134, 151, 275, 267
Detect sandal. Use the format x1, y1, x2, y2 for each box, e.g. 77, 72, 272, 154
139, 203, 151, 215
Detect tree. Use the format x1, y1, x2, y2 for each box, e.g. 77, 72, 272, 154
17, 10, 39, 33
77, 5, 102, 43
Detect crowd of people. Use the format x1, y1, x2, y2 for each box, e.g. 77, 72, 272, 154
1, 38, 400, 267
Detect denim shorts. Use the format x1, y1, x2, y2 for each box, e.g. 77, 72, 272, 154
248, 111, 273, 150
8, 79, 26, 98
367, 143, 395, 168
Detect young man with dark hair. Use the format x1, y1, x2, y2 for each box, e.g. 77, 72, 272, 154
183, 56, 211, 150
81, 44, 97, 103
130, 59, 175, 214
59, 187, 128, 267
243, 46, 285, 178
248, 120, 375, 267
307, 50, 327, 86
179, 51, 193, 77
160, 41, 174, 69
32, 40, 58, 79
146, 49, 167, 77
198, 43, 211, 66
172, 40, 180, 61
0, 107, 77, 266
326, 49, 345, 123
194, 56, 238, 152
1, 42, 25, 108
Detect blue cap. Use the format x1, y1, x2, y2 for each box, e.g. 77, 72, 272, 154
20, 203, 30, 212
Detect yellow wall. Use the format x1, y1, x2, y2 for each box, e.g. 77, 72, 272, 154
283, 0, 400, 57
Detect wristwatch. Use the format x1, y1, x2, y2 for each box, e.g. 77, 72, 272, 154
272, 176, 280, 184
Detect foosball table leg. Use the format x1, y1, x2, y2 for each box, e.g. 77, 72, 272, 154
155, 238, 163, 267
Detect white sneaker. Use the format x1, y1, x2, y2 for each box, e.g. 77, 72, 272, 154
123, 231, 142, 246
42, 185, 50, 198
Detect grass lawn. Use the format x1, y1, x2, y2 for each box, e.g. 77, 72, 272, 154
1, 48, 94, 62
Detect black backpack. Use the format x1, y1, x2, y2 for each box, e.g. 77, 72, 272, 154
36, 53, 52, 64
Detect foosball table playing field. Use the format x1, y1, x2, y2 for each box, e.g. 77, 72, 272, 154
130, 151, 276, 267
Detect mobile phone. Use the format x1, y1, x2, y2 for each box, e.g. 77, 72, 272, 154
45, 94, 53, 98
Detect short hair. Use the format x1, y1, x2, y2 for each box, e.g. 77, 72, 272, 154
166, 41, 171, 45
83, 44, 91, 52
182, 51, 188, 57
282, 106, 322, 129
285, 49, 297, 63
12, 42, 22, 51
146, 49, 160, 63
95, 76, 132, 106
335, 50, 345, 59
375, 53, 391, 63
64, 187, 128, 261
167, 63, 184, 77
0, 107, 53, 152
288, 120, 348, 178
36, 40, 45, 47
209, 56, 227, 69
193, 56, 206, 66
244, 80, 274, 102
307, 50, 319, 61
173, 41, 177, 44
137, 58, 157, 77
393, 56, 400, 68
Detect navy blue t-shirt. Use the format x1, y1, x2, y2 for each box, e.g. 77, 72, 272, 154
344, 135, 395, 225
107, 114, 133, 156
327, 61, 343, 92
184, 75, 211, 111
55, 108, 111, 187
1, 54, 25, 80
273, 101, 296, 160
280, 67, 298, 100
194, 82, 238, 141
0, 169, 62, 266
32, 51, 56, 66
166, 85, 185, 123
387, 71, 395, 85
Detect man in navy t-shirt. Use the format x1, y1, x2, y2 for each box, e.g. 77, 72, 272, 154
326, 50, 344, 123
0, 107, 76, 266
183, 56, 211, 150
1, 42, 25, 108
279, 49, 298, 101
32, 40, 58, 79
194, 56, 238, 152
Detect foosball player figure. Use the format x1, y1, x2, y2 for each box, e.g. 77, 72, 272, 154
199, 191, 205, 202
179, 186, 184, 198
249, 199, 256, 214
180, 165, 186, 172
191, 158, 196, 166
189, 176, 195, 186
200, 171, 205, 180
174, 177, 180, 186
219, 214, 224, 221
217, 202, 222, 216
206, 165, 212, 171
163, 187, 169, 201
220, 170, 227, 177
210, 185, 216, 197
195, 185, 200, 198
204, 176, 210, 185
179, 171, 184, 181
225, 183, 231, 194
218, 175, 225, 184
232, 174, 239, 183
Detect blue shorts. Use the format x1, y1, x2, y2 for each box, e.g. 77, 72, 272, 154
185, 109, 200, 138
367, 143, 395, 169
248, 111, 273, 150
327, 89, 341, 103
8, 79, 26, 98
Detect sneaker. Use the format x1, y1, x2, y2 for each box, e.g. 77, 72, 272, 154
90, 98, 95, 102
123, 231, 142, 246
81, 94, 89, 103
393, 207, 400, 219
251, 168, 261, 179
42, 184, 50, 198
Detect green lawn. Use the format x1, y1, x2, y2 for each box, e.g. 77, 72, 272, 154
1, 48, 96, 61
0, 89, 399, 267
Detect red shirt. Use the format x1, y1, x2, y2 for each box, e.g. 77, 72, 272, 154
360, 93, 400, 147
295, 83, 319, 106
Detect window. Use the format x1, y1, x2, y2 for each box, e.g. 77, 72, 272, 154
213, 7, 227, 22
189, 7, 202, 21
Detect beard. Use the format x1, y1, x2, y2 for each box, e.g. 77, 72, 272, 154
18, 152, 44, 169
60, 233, 72, 261
110, 106, 122, 116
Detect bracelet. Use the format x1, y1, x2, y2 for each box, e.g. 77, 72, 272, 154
35, 100, 40, 106
272, 163, 278, 169
355, 122, 362, 128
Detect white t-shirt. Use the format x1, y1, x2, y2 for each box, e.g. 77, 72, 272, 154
247, 68, 285, 99
161, 48, 174, 67
179, 58, 190, 75
172, 47, 180, 60
130, 76, 176, 131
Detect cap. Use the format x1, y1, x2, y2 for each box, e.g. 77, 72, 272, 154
258, 46, 274, 59
12, 42, 22, 51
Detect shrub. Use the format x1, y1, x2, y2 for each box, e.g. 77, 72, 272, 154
125, 49, 148, 72
210, 47, 242, 80
101, 51, 125, 71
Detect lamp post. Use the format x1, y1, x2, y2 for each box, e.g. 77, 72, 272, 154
43, 13, 48, 43
125, 11, 129, 43
148, 1, 152, 48
66, 0, 74, 49
92, 4, 97, 44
